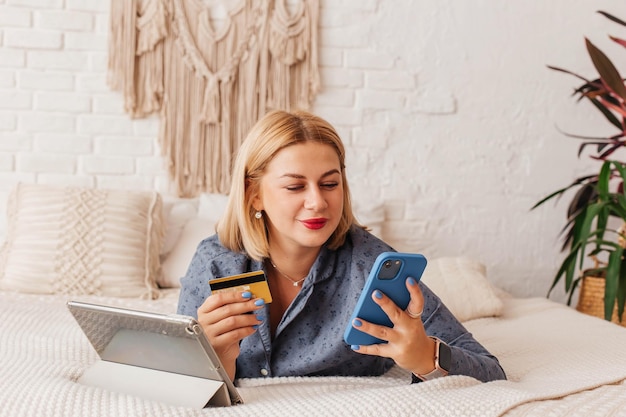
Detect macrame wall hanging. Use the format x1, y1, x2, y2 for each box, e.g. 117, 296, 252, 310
108, 0, 320, 197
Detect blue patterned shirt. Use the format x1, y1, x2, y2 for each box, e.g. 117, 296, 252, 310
177, 226, 506, 382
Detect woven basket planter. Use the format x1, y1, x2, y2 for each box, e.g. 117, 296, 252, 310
576, 274, 626, 326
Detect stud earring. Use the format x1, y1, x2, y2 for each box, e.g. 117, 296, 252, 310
254, 211, 262, 219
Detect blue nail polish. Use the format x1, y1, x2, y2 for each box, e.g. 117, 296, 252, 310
242, 291, 252, 299
351, 345, 360, 351
256, 315, 265, 321
353, 319, 362, 327
254, 298, 265, 306
374, 290, 383, 299
407, 277, 417, 286
252, 324, 259, 329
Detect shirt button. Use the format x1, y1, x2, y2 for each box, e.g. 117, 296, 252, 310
260, 368, 269, 376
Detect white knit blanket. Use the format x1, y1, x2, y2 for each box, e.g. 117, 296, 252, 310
2, 290, 626, 417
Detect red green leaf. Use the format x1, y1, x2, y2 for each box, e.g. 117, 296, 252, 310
609, 35, 626, 49
586, 38, 626, 102
597, 11, 626, 28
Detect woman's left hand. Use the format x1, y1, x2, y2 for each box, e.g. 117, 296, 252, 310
350, 277, 437, 376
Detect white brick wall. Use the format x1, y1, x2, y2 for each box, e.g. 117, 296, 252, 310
1, 0, 625, 302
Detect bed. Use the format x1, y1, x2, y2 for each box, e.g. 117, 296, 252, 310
1, 184, 626, 417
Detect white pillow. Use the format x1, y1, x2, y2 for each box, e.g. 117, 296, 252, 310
353, 200, 384, 238
197, 192, 229, 220
160, 218, 216, 288
160, 197, 199, 257
420, 257, 503, 322
0, 190, 8, 243
0, 183, 164, 298
157, 192, 227, 288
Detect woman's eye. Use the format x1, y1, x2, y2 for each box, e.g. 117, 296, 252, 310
285, 181, 339, 191
286, 185, 304, 191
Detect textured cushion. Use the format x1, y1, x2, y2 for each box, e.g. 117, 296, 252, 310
420, 256, 503, 322
0, 183, 164, 298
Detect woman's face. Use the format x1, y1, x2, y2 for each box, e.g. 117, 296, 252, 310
254, 141, 344, 255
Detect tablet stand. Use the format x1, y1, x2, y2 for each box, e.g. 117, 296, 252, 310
78, 360, 231, 408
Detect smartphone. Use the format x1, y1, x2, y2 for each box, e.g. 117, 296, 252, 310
343, 252, 427, 346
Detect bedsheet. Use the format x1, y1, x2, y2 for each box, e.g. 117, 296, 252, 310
1, 290, 626, 417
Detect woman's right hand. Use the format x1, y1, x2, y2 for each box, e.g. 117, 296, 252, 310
197, 291, 265, 380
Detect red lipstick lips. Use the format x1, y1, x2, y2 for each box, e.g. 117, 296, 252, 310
301, 218, 327, 230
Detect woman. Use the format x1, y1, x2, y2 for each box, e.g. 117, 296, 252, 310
177, 110, 506, 383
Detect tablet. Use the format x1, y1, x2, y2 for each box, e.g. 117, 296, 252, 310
67, 300, 244, 408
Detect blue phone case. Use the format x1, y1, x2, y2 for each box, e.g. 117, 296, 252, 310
343, 252, 427, 346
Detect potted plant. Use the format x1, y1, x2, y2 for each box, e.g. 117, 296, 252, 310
532, 11, 626, 323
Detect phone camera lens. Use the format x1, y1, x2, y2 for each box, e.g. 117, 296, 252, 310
384, 260, 392, 268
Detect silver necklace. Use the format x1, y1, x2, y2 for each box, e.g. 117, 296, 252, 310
269, 259, 307, 287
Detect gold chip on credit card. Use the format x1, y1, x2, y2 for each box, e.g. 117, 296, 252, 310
209, 270, 272, 303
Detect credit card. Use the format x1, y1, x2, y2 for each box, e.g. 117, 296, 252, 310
209, 270, 272, 303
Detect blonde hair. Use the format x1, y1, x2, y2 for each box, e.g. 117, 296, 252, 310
217, 110, 360, 260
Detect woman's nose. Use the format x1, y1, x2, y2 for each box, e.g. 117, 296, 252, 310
304, 188, 328, 211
